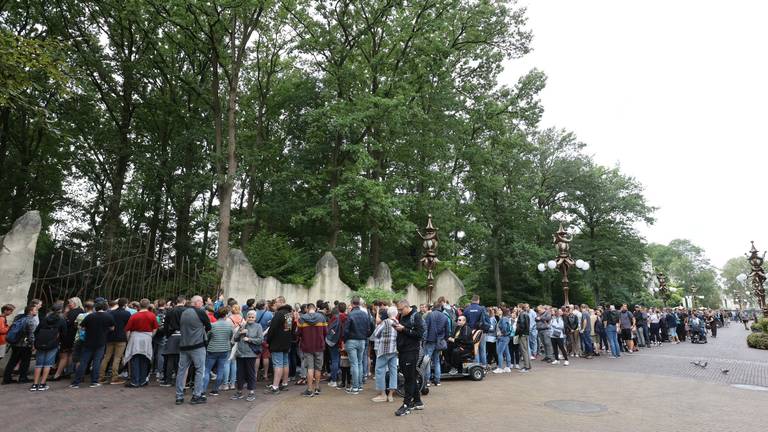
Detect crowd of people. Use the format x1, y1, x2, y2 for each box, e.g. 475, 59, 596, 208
0, 293, 756, 416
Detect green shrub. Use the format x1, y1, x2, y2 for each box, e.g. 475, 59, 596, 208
747, 333, 768, 350
757, 318, 768, 333
354, 286, 404, 305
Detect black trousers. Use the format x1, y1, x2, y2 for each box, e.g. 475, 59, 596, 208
163, 354, 179, 382
551, 337, 568, 361
3, 346, 32, 383
236, 357, 256, 391
399, 350, 421, 407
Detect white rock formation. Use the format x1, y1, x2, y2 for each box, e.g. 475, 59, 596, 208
433, 268, 466, 304
365, 262, 392, 291
307, 252, 353, 304
0, 211, 41, 319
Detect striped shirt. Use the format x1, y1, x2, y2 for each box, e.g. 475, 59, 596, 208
207, 320, 234, 353
373, 318, 398, 356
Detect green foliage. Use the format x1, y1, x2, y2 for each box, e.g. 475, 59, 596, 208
753, 318, 768, 333
647, 240, 721, 308
243, 231, 314, 286
746, 332, 768, 350
354, 287, 405, 305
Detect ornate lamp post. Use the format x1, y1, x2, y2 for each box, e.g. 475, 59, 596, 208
537, 223, 589, 306
689, 284, 698, 309
418, 215, 439, 303
655, 271, 671, 307
745, 241, 767, 316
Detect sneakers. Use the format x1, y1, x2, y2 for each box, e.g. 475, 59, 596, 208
503, 367, 512, 373
448, 368, 458, 375
231, 391, 244, 400
513, 364, 520, 369
492, 368, 504, 374
328, 381, 338, 388
264, 385, 280, 395
89, 383, 102, 388
395, 404, 412, 416
564, 360, 569, 366
246, 392, 256, 402
68, 383, 80, 389
175, 398, 184, 405
314, 388, 320, 396
519, 368, 530, 373
110, 379, 126, 385
413, 401, 425, 410
372, 395, 388, 402
190, 395, 207, 404
550, 360, 559, 365
29, 384, 38, 391
345, 387, 360, 395
159, 381, 172, 387
279, 383, 289, 392
38, 383, 50, 391
209, 389, 220, 396
302, 389, 314, 397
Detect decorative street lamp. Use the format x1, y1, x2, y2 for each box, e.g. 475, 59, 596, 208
744, 241, 768, 317
537, 223, 589, 306
655, 271, 671, 307
417, 214, 439, 303
690, 284, 698, 309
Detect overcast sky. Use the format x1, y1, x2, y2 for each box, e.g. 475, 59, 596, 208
500, 0, 768, 271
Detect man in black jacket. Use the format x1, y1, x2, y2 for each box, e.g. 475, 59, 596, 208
516, 304, 531, 372
394, 299, 425, 416
265, 296, 293, 394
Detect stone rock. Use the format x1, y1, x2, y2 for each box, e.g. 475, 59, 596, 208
0, 211, 41, 319
365, 262, 392, 291
434, 269, 466, 304
307, 252, 353, 304
404, 283, 424, 307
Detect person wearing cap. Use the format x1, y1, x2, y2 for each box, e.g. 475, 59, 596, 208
31, 303, 67, 391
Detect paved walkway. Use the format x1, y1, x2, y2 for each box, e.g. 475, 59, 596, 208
0, 325, 765, 431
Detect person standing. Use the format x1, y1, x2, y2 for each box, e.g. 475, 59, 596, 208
264, 296, 293, 394
204, 306, 233, 395
423, 302, 449, 386
463, 295, 489, 367
342, 296, 373, 395
619, 304, 636, 353
0, 304, 15, 362
580, 304, 594, 358
99, 298, 131, 384
325, 303, 347, 388
603, 305, 621, 358
175, 295, 211, 405
493, 308, 513, 373
123, 299, 158, 388
550, 309, 569, 366
161, 296, 186, 387
394, 299, 425, 417
535, 306, 553, 362
371, 306, 399, 403
70, 302, 115, 388
231, 310, 264, 402
516, 304, 531, 372
31, 303, 66, 391
296, 303, 328, 397
3, 305, 38, 384
52, 298, 83, 381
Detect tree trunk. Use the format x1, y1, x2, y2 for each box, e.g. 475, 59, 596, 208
494, 254, 502, 305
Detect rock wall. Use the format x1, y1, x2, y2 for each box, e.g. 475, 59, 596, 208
365, 262, 392, 291
403, 269, 467, 306
0, 211, 41, 319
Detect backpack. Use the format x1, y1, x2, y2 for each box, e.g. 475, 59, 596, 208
35, 321, 60, 351
5, 314, 29, 344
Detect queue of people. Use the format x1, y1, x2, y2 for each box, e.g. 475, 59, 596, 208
0, 293, 752, 417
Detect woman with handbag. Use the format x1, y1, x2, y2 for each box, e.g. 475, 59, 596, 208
230, 310, 264, 402
550, 308, 569, 366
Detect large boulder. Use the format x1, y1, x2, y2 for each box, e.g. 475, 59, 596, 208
365, 262, 393, 291
433, 268, 466, 304
0, 211, 41, 318
307, 252, 353, 304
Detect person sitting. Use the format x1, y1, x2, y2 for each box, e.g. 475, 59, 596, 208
447, 316, 474, 374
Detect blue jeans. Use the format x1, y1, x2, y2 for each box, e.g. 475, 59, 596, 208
176, 347, 206, 398
423, 342, 442, 384
227, 355, 237, 386
375, 352, 398, 391
582, 331, 594, 354
606, 324, 620, 357
203, 351, 229, 391
475, 333, 487, 365
529, 328, 538, 356
329, 345, 340, 381
346, 339, 366, 389
362, 340, 369, 380
73, 345, 105, 385
130, 355, 150, 386
496, 336, 511, 368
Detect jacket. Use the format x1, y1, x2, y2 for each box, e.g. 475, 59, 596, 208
0, 315, 9, 345
535, 311, 551, 331
343, 307, 373, 341
396, 306, 425, 353
464, 303, 486, 331
516, 312, 530, 336
424, 308, 449, 344
297, 311, 328, 353
179, 307, 211, 351
326, 312, 347, 346
234, 321, 264, 358
266, 304, 293, 352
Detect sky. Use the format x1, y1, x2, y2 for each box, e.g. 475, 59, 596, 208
500, 0, 768, 272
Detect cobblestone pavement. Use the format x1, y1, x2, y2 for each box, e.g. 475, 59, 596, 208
0, 326, 765, 432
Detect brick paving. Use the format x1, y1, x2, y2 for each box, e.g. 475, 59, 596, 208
1, 326, 766, 432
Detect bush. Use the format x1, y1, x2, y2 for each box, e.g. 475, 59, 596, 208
756, 318, 768, 333
354, 286, 404, 305
747, 333, 768, 350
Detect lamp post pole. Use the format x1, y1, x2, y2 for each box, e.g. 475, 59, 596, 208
690, 284, 698, 309
537, 223, 588, 306
745, 241, 768, 317
656, 271, 670, 307
418, 215, 439, 304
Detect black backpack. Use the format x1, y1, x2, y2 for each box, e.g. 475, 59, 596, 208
35, 320, 61, 351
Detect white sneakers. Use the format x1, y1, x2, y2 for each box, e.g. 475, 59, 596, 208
492, 368, 505, 374
550, 360, 560, 365
328, 381, 337, 387
564, 360, 569, 366
503, 367, 512, 373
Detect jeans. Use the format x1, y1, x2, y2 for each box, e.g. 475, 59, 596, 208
606, 324, 620, 357
496, 336, 511, 368
99, 341, 127, 381
423, 342, 442, 384
130, 355, 150, 386
551, 337, 568, 361
346, 339, 365, 389
329, 345, 340, 382
362, 340, 370, 379
73, 345, 106, 385
518, 335, 531, 369
538, 329, 553, 360
636, 325, 646, 347
375, 352, 398, 391
529, 328, 538, 356
475, 333, 487, 365
641, 325, 650, 345
227, 354, 237, 386
176, 347, 206, 398
3, 345, 32, 383
203, 351, 229, 391
650, 323, 661, 342
399, 350, 421, 407
581, 331, 594, 354
153, 337, 166, 377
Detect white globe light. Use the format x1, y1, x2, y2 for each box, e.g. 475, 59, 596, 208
575, 259, 585, 269
582, 262, 590, 271
537, 263, 546, 272
547, 260, 557, 270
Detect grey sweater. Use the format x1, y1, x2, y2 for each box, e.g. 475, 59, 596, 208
233, 322, 264, 358
179, 307, 211, 351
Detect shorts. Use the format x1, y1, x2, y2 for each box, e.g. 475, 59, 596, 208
260, 342, 271, 360
668, 327, 677, 337
272, 351, 289, 368
620, 329, 632, 340
35, 348, 59, 368
302, 351, 324, 371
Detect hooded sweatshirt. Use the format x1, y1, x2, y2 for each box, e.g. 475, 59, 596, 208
266, 304, 293, 352
297, 311, 328, 353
